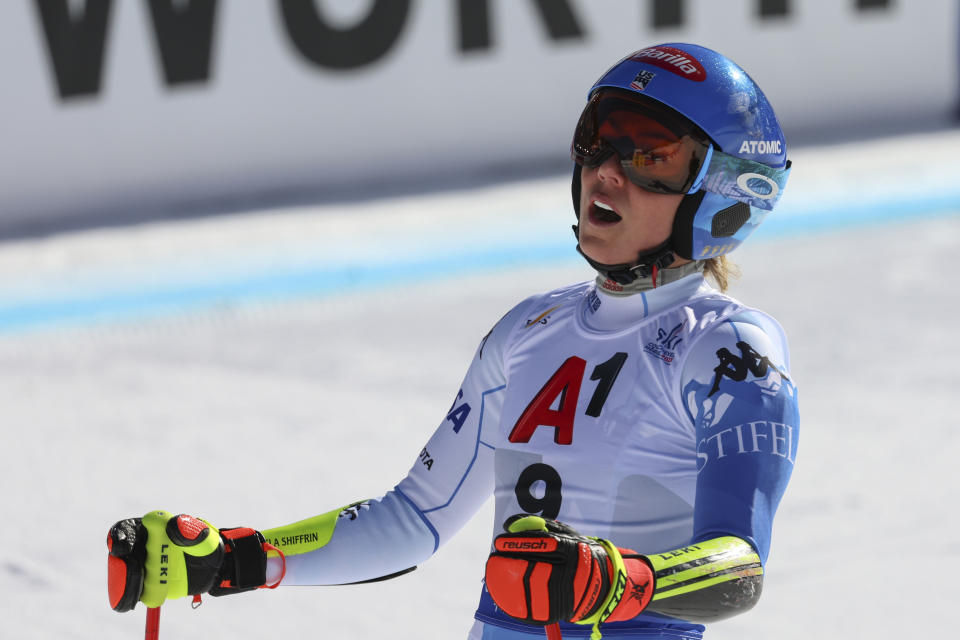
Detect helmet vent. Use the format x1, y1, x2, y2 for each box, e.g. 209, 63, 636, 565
711, 203, 751, 238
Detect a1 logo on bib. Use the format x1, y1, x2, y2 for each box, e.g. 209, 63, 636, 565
508, 353, 628, 445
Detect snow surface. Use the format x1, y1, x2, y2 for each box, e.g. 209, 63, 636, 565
1, 130, 958, 639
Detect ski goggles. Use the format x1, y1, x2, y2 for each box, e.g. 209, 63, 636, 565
571, 90, 790, 211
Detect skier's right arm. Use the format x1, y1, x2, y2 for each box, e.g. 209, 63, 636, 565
107, 297, 533, 611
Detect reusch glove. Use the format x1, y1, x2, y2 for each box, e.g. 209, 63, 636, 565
107, 510, 284, 612
485, 515, 655, 638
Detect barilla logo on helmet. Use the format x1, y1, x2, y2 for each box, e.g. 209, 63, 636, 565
630, 46, 706, 81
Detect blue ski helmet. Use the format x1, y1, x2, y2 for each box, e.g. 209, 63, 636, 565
571, 43, 791, 281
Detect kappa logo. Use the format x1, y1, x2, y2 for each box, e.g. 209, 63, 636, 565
644, 321, 685, 364
709, 340, 790, 397
524, 305, 560, 328
626, 576, 651, 604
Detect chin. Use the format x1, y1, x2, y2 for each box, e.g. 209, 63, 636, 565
579, 242, 629, 266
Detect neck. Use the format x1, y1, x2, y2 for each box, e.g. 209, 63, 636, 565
595, 260, 705, 296
582, 269, 711, 332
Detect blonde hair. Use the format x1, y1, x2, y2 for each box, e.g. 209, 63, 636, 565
702, 255, 740, 292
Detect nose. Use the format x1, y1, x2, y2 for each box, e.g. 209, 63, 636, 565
595, 155, 626, 187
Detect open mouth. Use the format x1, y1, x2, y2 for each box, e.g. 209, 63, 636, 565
590, 200, 622, 224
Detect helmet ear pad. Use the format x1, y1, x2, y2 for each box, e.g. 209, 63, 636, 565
677, 191, 760, 261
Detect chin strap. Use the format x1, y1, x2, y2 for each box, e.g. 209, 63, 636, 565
595, 260, 705, 296
572, 224, 678, 286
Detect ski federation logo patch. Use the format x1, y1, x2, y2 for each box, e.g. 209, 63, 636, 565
630, 70, 656, 91
630, 46, 706, 81
644, 321, 685, 364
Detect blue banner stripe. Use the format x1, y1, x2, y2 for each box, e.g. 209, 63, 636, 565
0, 190, 956, 334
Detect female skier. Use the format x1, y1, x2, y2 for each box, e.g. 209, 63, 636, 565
107, 43, 798, 640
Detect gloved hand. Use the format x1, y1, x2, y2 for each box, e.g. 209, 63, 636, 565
107, 510, 283, 612
484, 515, 654, 633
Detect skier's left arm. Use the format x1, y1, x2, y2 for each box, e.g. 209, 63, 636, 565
483, 312, 799, 629
645, 311, 800, 622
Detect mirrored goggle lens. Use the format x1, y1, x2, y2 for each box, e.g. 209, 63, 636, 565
571, 92, 710, 194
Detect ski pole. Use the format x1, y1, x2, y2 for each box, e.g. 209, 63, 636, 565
546, 622, 562, 640
145, 607, 161, 640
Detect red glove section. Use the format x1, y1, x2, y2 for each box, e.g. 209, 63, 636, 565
106, 513, 285, 613
107, 518, 147, 612
484, 516, 654, 628
210, 527, 285, 595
